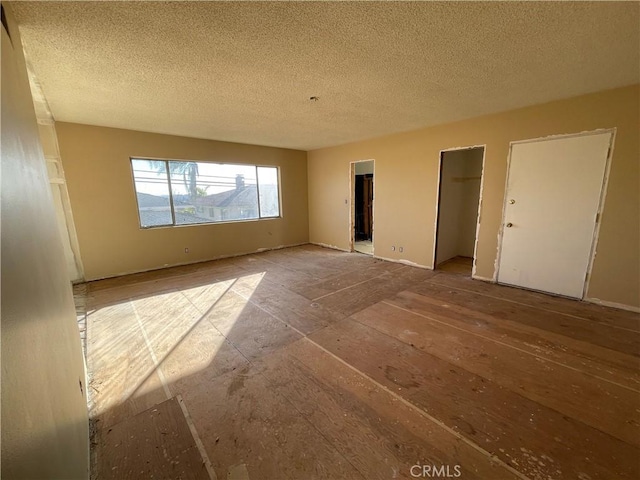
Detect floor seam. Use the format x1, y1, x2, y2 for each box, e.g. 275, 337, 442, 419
381, 300, 640, 393
299, 336, 531, 480
425, 280, 640, 333
311, 268, 404, 302
131, 299, 217, 480
180, 277, 364, 478
226, 290, 370, 480
230, 284, 528, 478
84, 245, 636, 479
259, 363, 369, 480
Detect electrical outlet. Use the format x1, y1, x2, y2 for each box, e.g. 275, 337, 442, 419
184, 247, 189, 254
399, 247, 404, 253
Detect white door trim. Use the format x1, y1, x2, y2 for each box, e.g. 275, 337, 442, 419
349, 159, 375, 254
583, 130, 616, 299
432, 145, 487, 278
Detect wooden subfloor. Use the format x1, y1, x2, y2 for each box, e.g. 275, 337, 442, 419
81, 245, 640, 480
437, 256, 473, 275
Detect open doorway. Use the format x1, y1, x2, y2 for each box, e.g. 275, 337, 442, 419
350, 160, 374, 255
434, 147, 484, 275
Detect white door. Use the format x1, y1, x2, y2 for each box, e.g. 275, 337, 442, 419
497, 131, 612, 298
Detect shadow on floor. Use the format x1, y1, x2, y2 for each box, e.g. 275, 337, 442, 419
76, 244, 640, 480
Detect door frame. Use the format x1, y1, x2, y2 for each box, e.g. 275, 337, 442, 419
349, 159, 375, 254
432, 145, 487, 278
495, 128, 616, 298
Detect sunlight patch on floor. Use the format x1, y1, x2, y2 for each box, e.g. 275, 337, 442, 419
87, 272, 266, 420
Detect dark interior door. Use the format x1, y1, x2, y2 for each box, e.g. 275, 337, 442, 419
355, 174, 373, 241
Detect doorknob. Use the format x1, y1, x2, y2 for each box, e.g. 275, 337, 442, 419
506, 223, 513, 228
509, 199, 516, 204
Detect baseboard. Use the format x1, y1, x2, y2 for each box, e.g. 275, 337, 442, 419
372, 254, 431, 270
310, 242, 351, 253
585, 297, 640, 313
85, 242, 310, 282
311, 243, 435, 270
469, 278, 640, 313
471, 275, 495, 282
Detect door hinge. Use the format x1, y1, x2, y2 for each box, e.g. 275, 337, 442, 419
595, 213, 600, 223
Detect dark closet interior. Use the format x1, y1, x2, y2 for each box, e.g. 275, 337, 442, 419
354, 173, 373, 241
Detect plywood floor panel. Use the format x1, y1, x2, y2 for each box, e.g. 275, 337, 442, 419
316, 266, 438, 317
87, 269, 222, 308
178, 362, 367, 480
292, 261, 405, 301
429, 273, 640, 331
228, 254, 323, 290
201, 291, 303, 362
130, 290, 204, 360
436, 256, 473, 275
308, 319, 640, 480
158, 314, 249, 391
408, 282, 640, 356
258, 248, 350, 280
232, 277, 346, 335
82, 244, 640, 480
95, 397, 209, 480
87, 301, 168, 429
259, 339, 522, 480
179, 278, 238, 314
264, 244, 376, 271
351, 301, 640, 447
388, 290, 640, 388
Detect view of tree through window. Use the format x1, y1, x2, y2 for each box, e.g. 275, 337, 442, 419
131, 159, 280, 228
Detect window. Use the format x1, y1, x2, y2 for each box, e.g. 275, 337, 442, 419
131, 159, 280, 228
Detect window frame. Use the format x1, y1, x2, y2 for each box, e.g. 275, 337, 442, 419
130, 157, 282, 229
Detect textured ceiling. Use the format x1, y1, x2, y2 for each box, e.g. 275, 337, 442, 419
11, 1, 640, 151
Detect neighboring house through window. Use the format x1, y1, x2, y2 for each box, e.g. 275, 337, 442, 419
131, 159, 280, 228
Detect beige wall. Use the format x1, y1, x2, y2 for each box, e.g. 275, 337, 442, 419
1, 4, 89, 478
56, 123, 309, 280
308, 85, 640, 309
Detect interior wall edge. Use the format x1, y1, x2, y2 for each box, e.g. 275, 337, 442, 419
1, 3, 89, 478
